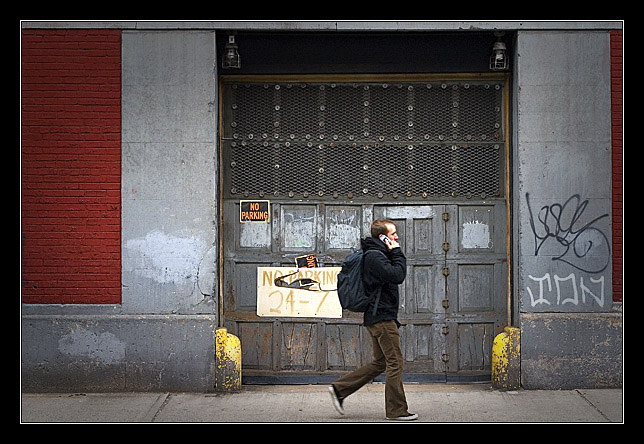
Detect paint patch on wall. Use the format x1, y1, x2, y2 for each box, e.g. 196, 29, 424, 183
59, 328, 125, 364
327, 208, 360, 250
462, 220, 491, 249
125, 230, 206, 284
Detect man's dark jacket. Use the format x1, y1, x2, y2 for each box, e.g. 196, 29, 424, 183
360, 236, 407, 327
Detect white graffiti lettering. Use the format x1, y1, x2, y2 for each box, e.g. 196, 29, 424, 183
527, 273, 605, 307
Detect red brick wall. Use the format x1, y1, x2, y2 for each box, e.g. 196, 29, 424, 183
610, 30, 623, 303
21, 29, 122, 304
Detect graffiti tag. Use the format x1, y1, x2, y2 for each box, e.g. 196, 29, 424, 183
526, 273, 605, 307
525, 193, 610, 273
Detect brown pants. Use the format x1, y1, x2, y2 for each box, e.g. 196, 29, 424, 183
332, 320, 409, 417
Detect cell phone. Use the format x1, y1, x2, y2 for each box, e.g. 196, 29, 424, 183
379, 234, 392, 246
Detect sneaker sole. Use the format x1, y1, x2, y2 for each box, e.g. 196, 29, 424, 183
386, 413, 418, 421
328, 386, 345, 415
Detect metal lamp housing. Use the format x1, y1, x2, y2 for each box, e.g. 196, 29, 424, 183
489, 41, 508, 71
223, 35, 241, 69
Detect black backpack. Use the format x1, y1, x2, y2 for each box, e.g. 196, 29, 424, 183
337, 249, 384, 315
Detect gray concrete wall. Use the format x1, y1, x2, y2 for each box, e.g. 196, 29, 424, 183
514, 31, 622, 388
22, 31, 221, 392
121, 30, 218, 315
21, 315, 218, 391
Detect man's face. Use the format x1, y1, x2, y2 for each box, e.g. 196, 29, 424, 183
385, 223, 398, 242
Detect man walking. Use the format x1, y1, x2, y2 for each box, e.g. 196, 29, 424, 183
329, 219, 417, 421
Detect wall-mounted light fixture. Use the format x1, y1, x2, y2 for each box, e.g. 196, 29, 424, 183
489, 32, 508, 71
222, 33, 241, 69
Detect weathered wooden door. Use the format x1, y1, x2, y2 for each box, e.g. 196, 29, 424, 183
373, 203, 507, 381
222, 201, 380, 382
220, 76, 508, 383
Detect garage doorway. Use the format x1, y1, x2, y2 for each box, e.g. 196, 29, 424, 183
219, 75, 509, 383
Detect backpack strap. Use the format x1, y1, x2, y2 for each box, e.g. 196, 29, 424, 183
363, 250, 387, 316
371, 287, 382, 316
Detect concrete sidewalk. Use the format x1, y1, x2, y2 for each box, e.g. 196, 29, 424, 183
21, 384, 623, 423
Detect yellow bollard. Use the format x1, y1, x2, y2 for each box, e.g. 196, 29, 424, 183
491, 326, 520, 390
215, 327, 242, 392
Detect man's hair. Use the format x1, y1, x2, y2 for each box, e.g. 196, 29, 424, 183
371, 219, 395, 238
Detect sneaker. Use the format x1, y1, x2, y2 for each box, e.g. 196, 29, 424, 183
386, 412, 418, 421
328, 385, 345, 415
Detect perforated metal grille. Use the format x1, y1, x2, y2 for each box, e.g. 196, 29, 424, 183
224, 80, 504, 199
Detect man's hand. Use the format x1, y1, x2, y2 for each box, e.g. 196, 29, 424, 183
387, 239, 400, 250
